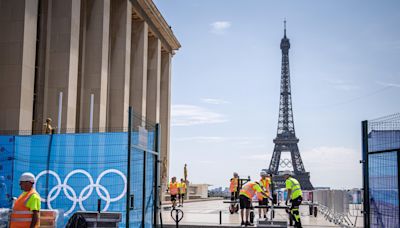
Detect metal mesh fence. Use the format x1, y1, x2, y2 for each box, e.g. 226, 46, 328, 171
363, 113, 400, 228
0, 109, 159, 227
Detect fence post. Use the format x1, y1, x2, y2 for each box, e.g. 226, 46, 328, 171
361, 120, 369, 228
142, 149, 146, 227
154, 124, 161, 226
44, 133, 54, 209
126, 107, 132, 228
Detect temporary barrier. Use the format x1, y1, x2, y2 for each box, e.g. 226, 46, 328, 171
313, 189, 361, 227
362, 113, 400, 228
0, 108, 160, 227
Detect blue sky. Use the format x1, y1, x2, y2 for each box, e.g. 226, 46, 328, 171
154, 0, 400, 189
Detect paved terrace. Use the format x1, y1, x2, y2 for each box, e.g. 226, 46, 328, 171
161, 200, 363, 227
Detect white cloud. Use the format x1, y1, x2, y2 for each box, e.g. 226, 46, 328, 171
210, 21, 231, 34
175, 136, 228, 143
201, 98, 230, 105
376, 81, 400, 88
301, 146, 362, 189
174, 136, 264, 145
325, 78, 359, 91
171, 105, 228, 126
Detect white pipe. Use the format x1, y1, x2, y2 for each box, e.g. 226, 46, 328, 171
89, 94, 94, 133
57, 92, 63, 134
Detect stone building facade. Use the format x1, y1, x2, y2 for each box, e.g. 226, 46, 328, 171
0, 0, 180, 190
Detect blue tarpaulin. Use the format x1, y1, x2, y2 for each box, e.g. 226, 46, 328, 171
0, 131, 157, 227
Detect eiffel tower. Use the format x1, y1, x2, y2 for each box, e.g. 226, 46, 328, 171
268, 21, 313, 190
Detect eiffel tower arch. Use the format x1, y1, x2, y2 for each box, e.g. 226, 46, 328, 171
268, 21, 313, 190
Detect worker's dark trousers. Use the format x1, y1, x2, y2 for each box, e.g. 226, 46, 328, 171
231, 191, 238, 201
290, 196, 302, 228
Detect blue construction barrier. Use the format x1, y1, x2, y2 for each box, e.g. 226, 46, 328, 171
0, 131, 158, 227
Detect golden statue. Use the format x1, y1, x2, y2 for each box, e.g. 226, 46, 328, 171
43, 118, 54, 134
184, 163, 188, 182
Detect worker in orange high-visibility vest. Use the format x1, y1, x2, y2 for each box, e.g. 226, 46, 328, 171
10, 172, 41, 228
229, 172, 239, 201
178, 178, 187, 207
257, 171, 271, 219
239, 181, 267, 226
167, 177, 179, 208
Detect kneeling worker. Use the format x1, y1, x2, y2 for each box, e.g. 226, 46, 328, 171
283, 170, 303, 228
239, 181, 267, 226
10, 172, 41, 228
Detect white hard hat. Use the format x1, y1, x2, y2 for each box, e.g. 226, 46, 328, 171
260, 171, 267, 176
282, 170, 292, 176
19, 172, 35, 183
233, 172, 238, 176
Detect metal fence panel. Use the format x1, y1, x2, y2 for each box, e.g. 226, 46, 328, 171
0, 130, 158, 227
368, 151, 399, 228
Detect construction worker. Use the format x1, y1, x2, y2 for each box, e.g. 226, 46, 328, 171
283, 170, 303, 228
229, 172, 239, 201
178, 178, 187, 207
167, 177, 179, 208
239, 181, 267, 226
257, 171, 271, 219
10, 172, 41, 228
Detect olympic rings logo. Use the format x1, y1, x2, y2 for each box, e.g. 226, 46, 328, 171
34, 169, 127, 216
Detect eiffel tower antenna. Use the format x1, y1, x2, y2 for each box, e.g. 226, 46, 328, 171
268, 20, 313, 190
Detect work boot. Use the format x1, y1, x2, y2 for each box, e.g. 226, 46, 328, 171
241, 221, 245, 226
245, 221, 254, 226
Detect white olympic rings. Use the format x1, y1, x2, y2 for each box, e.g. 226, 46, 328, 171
34, 169, 126, 216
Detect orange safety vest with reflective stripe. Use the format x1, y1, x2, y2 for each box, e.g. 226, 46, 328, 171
257, 178, 270, 200
229, 178, 238, 192
10, 189, 40, 228
169, 182, 179, 195
240, 182, 260, 199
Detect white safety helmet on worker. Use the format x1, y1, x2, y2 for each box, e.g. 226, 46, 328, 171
19, 172, 35, 183
260, 171, 267, 176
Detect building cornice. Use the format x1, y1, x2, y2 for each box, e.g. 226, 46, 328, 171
134, 0, 181, 52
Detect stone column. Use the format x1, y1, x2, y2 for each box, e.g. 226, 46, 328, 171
160, 51, 172, 192
78, 0, 110, 132
44, 0, 81, 133
107, 0, 132, 130
0, 0, 38, 134
146, 37, 161, 125
130, 20, 148, 124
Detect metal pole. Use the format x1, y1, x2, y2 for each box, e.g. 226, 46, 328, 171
44, 133, 53, 209
126, 107, 132, 228
57, 92, 63, 134
89, 94, 94, 133
361, 120, 369, 228
154, 124, 161, 226
142, 150, 147, 227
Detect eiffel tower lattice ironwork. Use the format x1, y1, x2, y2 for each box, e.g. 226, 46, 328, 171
268, 21, 313, 190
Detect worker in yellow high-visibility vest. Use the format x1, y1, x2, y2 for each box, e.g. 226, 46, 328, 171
10, 173, 41, 228
178, 178, 187, 207
239, 181, 268, 226
283, 170, 303, 228
257, 171, 271, 219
